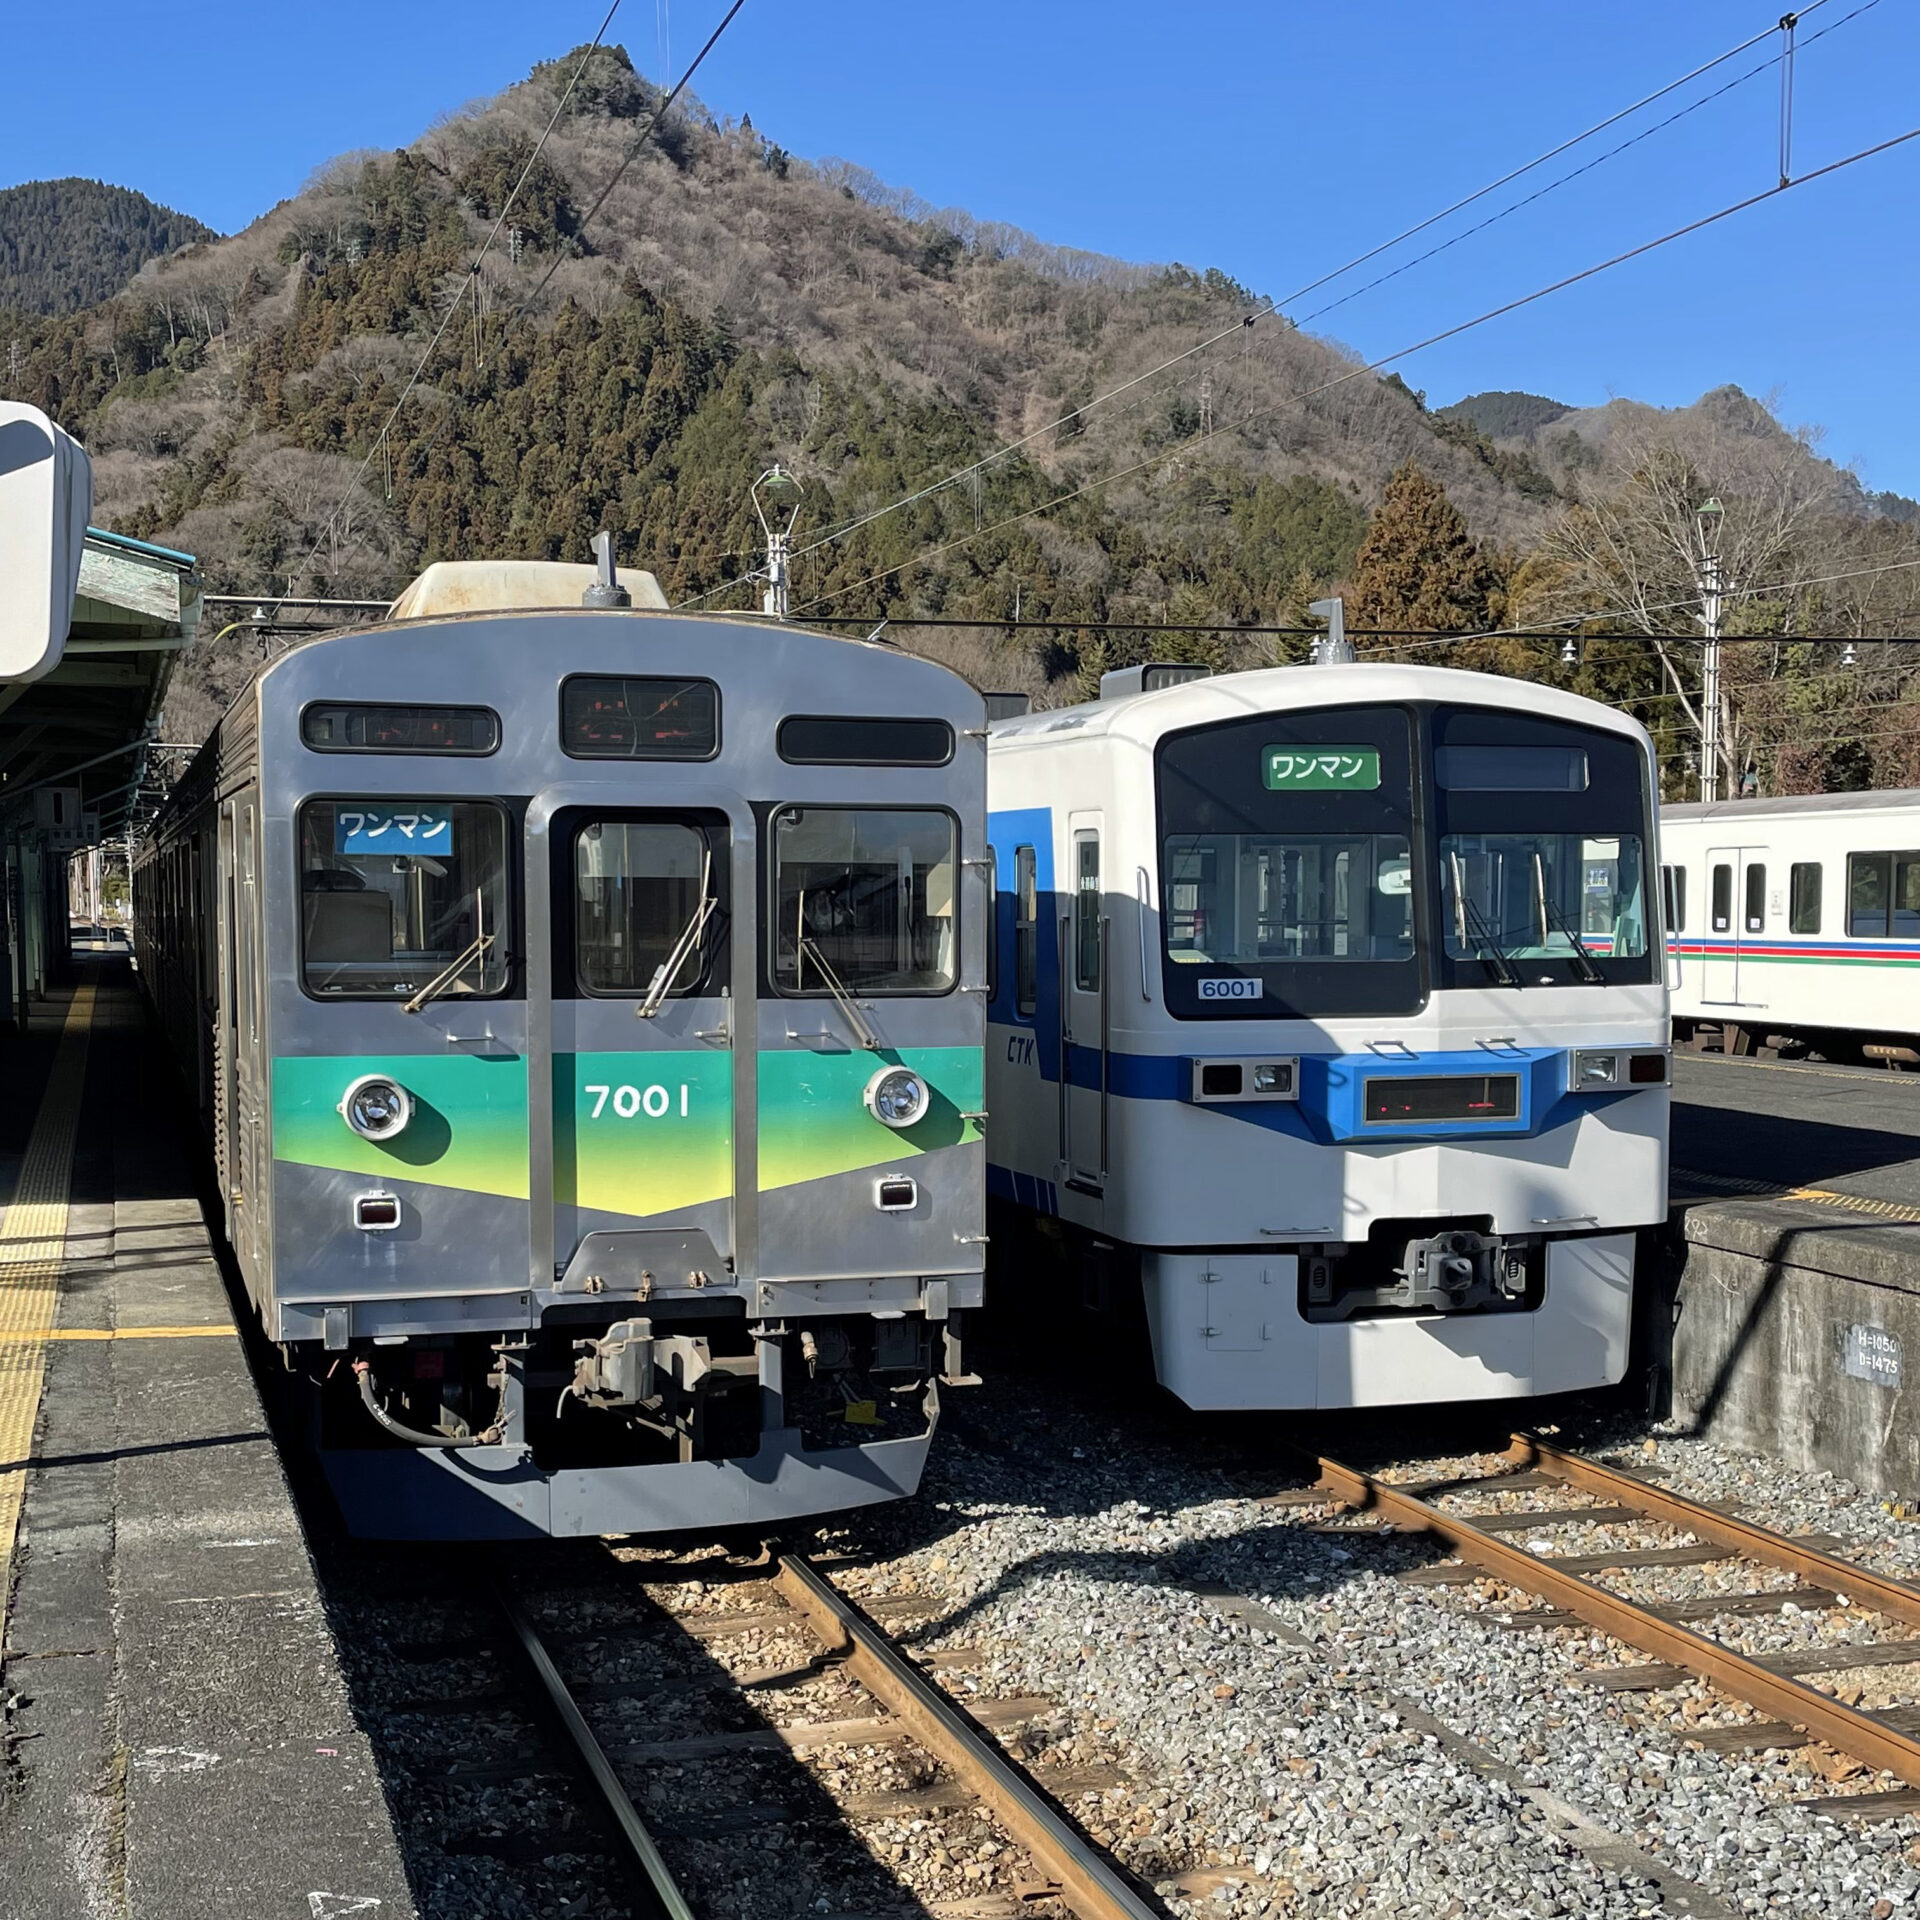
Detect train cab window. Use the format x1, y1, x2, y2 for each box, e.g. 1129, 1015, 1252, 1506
771, 807, 957, 995
573, 822, 718, 998
1744, 862, 1766, 934
1014, 845, 1038, 1016
1711, 863, 1733, 933
1850, 851, 1920, 939
298, 800, 512, 998
1074, 832, 1101, 991
1790, 862, 1822, 935
1158, 704, 1419, 1018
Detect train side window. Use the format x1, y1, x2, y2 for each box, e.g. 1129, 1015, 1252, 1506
1850, 852, 1892, 937
1789, 862, 1822, 935
1659, 864, 1685, 934
1743, 862, 1766, 934
1014, 845, 1038, 1016
573, 821, 717, 998
1073, 831, 1101, 991
1710, 862, 1732, 934
1898, 854, 1920, 939
299, 799, 513, 998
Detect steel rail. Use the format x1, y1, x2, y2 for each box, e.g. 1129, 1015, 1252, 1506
1509, 1433, 1920, 1633
493, 1583, 695, 1920
773, 1552, 1166, 1920
1305, 1451, 1920, 1790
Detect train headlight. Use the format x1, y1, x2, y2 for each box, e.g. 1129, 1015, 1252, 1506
864, 1065, 930, 1129
339, 1074, 414, 1141
1569, 1049, 1620, 1090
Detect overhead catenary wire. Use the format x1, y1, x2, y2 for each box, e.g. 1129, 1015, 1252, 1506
675, 0, 1871, 613
1295, 0, 1881, 329
782, 124, 1920, 622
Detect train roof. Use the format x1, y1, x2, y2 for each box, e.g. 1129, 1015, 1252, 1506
388, 559, 668, 618
1663, 787, 1920, 821
988, 662, 1654, 750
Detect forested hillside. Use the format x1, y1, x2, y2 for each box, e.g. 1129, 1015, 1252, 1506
2, 44, 1915, 792
0, 179, 217, 314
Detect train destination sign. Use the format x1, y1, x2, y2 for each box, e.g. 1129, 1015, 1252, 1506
335, 805, 453, 855
1262, 746, 1381, 791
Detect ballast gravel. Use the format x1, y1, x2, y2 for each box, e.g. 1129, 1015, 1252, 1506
827, 1388, 1920, 1919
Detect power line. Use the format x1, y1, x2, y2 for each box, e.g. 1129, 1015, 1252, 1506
785, 125, 1920, 620
1297, 0, 1882, 330
676, 0, 1866, 613
266, 3, 626, 619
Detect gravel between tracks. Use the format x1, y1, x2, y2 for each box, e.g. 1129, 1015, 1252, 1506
828, 1390, 1920, 1920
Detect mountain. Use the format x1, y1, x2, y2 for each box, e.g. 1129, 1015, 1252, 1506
1, 42, 1913, 777
1438, 391, 1570, 441
0, 178, 218, 315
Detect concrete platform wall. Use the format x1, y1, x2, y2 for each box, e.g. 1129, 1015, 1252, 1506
1669, 1200, 1920, 1502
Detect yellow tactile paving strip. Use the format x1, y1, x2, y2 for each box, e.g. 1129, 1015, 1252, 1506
0, 983, 96, 1579
1674, 1165, 1920, 1224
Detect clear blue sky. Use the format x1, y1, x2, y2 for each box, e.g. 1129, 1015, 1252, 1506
6, 0, 1916, 495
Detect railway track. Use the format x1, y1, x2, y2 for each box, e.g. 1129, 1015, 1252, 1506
1292, 1432, 1920, 1819
341, 1540, 1173, 1920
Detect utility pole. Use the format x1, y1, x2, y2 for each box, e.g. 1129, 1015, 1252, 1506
1695, 497, 1725, 802
752, 464, 803, 620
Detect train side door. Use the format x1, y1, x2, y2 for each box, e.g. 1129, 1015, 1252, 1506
215, 799, 240, 1236
1062, 811, 1107, 1193
549, 808, 736, 1281
1702, 844, 1766, 1005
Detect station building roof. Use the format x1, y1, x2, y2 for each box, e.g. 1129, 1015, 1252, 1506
0, 526, 201, 836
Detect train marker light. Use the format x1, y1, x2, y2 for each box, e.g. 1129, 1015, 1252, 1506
864, 1066, 930, 1129
1628, 1051, 1670, 1084
340, 1074, 414, 1141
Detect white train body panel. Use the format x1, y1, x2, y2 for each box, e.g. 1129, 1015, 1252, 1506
986, 664, 1669, 1411
1661, 790, 1920, 1041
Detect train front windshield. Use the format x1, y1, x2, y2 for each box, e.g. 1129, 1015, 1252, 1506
1155, 703, 1655, 1016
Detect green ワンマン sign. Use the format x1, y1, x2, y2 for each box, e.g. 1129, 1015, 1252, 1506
1262, 746, 1381, 791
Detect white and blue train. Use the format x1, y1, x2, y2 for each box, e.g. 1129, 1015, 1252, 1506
984, 660, 1670, 1411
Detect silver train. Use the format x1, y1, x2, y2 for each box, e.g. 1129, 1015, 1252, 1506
135, 562, 986, 1538
985, 660, 1670, 1410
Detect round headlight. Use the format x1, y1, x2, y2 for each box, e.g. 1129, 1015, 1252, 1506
339, 1074, 413, 1141
863, 1065, 930, 1130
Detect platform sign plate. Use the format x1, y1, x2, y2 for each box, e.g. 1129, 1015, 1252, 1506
1262, 746, 1380, 791
1840, 1322, 1902, 1389
335, 805, 452, 856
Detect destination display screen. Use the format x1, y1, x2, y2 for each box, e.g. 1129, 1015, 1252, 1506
561, 675, 719, 759
1262, 746, 1381, 791
1363, 1073, 1521, 1124
301, 703, 499, 754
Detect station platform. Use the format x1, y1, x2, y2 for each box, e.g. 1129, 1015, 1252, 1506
0, 960, 415, 1920
1668, 1052, 1920, 1502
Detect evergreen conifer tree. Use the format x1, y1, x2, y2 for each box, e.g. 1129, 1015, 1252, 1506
1348, 460, 1500, 637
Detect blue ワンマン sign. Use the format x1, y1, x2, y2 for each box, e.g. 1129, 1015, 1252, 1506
335, 805, 452, 856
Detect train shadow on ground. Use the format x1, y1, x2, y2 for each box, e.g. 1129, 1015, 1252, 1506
1671, 1094, 1920, 1189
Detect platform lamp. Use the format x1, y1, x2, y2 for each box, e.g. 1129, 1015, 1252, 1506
1695, 496, 1726, 802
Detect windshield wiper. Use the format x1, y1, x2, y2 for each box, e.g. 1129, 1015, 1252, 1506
793, 889, 881, 1050
1448, 850, 1519, 986
404, 884, 498, 1013
403, 931, 496, 1014
1531, 850, 1603, 982
637, 848, 718, 1019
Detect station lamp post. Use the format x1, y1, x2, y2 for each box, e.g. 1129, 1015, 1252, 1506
1695, 496, 1725, 803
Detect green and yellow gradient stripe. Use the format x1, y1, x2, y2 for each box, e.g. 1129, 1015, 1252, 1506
272, 1046, 984, 1217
